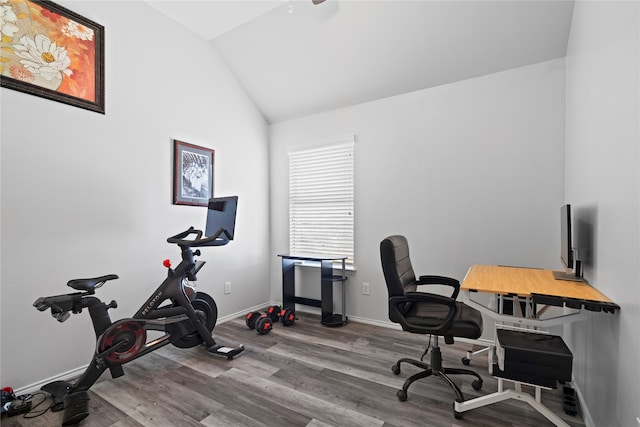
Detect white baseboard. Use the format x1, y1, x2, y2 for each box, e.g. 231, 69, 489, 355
217, 302, 271, 324
15, 366, 88, 396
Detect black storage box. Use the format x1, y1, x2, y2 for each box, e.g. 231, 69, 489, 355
490, 363, 558, 388
495, 329, 573, 383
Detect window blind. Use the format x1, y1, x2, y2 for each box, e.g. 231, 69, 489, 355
289, 138, 355, 266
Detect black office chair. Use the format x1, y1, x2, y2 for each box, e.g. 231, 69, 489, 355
380, 235, 484, 405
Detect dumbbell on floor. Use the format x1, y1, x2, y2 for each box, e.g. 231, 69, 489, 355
245, 311, 273, 335
263, 305, 295, 326
279, 308, 296, 326
265, 305, 282, 322
246, 305, 296, 334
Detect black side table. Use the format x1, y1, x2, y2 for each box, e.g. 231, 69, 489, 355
278, 254, 348, 326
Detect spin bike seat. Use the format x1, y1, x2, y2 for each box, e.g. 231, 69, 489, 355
67, 274, 119, 293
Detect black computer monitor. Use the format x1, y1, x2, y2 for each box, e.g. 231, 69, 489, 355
205, 196, 238, 242
554, 204, 583, 281
560, 204, 573, 271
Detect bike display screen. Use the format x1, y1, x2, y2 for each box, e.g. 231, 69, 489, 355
205, 196, 238, 241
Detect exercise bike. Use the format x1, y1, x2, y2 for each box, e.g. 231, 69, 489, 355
33, 202, 243, 426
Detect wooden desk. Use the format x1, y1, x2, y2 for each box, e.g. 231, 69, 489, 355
455, 265, 619, 426
462, 265, 619, 320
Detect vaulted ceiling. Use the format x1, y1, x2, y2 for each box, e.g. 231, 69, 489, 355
147, 1, 575, 123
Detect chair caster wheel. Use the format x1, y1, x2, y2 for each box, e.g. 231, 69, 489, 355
461, 357, 470, 366
472, 379, 483, 390
453, 400, 463, 419
396, 389, 407, 402
391, 364, 401, 375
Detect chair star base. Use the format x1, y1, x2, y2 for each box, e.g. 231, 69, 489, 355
392, 338, 483, 403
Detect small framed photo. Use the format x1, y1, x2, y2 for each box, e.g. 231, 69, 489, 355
173, 140, 214, 207
0, 0, 105, 113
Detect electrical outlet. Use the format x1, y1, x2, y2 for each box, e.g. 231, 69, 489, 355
224, 282, 231, 295
362, 282, 370, 296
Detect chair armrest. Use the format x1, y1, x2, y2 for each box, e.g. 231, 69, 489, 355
389, 292, 457, 335
417, 275, 460, 299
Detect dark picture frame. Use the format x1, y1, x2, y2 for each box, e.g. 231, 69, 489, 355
173, 140, 214, 207
0, 0, 105, 114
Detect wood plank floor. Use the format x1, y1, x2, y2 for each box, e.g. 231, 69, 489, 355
3, 312, 585, 427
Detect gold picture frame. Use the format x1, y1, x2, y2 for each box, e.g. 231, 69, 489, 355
0, 0, 105, 113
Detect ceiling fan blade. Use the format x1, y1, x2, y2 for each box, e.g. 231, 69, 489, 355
312, 0, 326, 4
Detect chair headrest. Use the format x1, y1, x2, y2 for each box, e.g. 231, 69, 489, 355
380, 235, 417, 297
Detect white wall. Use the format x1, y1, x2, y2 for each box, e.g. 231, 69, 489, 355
0, 1, 271, 390
564, 2, 640, 426
269, 59, 567, 327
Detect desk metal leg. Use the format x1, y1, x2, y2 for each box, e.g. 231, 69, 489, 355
455, 383, 570, 427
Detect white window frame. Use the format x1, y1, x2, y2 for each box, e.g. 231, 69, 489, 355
288, 136, 355, 267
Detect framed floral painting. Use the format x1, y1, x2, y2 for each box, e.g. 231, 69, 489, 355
173, 140, 215, 207
0, 0, 105, 113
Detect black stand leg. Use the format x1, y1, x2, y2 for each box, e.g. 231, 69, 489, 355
282, 258, 296, 311
320, 261, 334, 325
61, 390, 91, 426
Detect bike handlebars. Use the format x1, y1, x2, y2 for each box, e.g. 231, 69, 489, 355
166, 226, 231, 247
